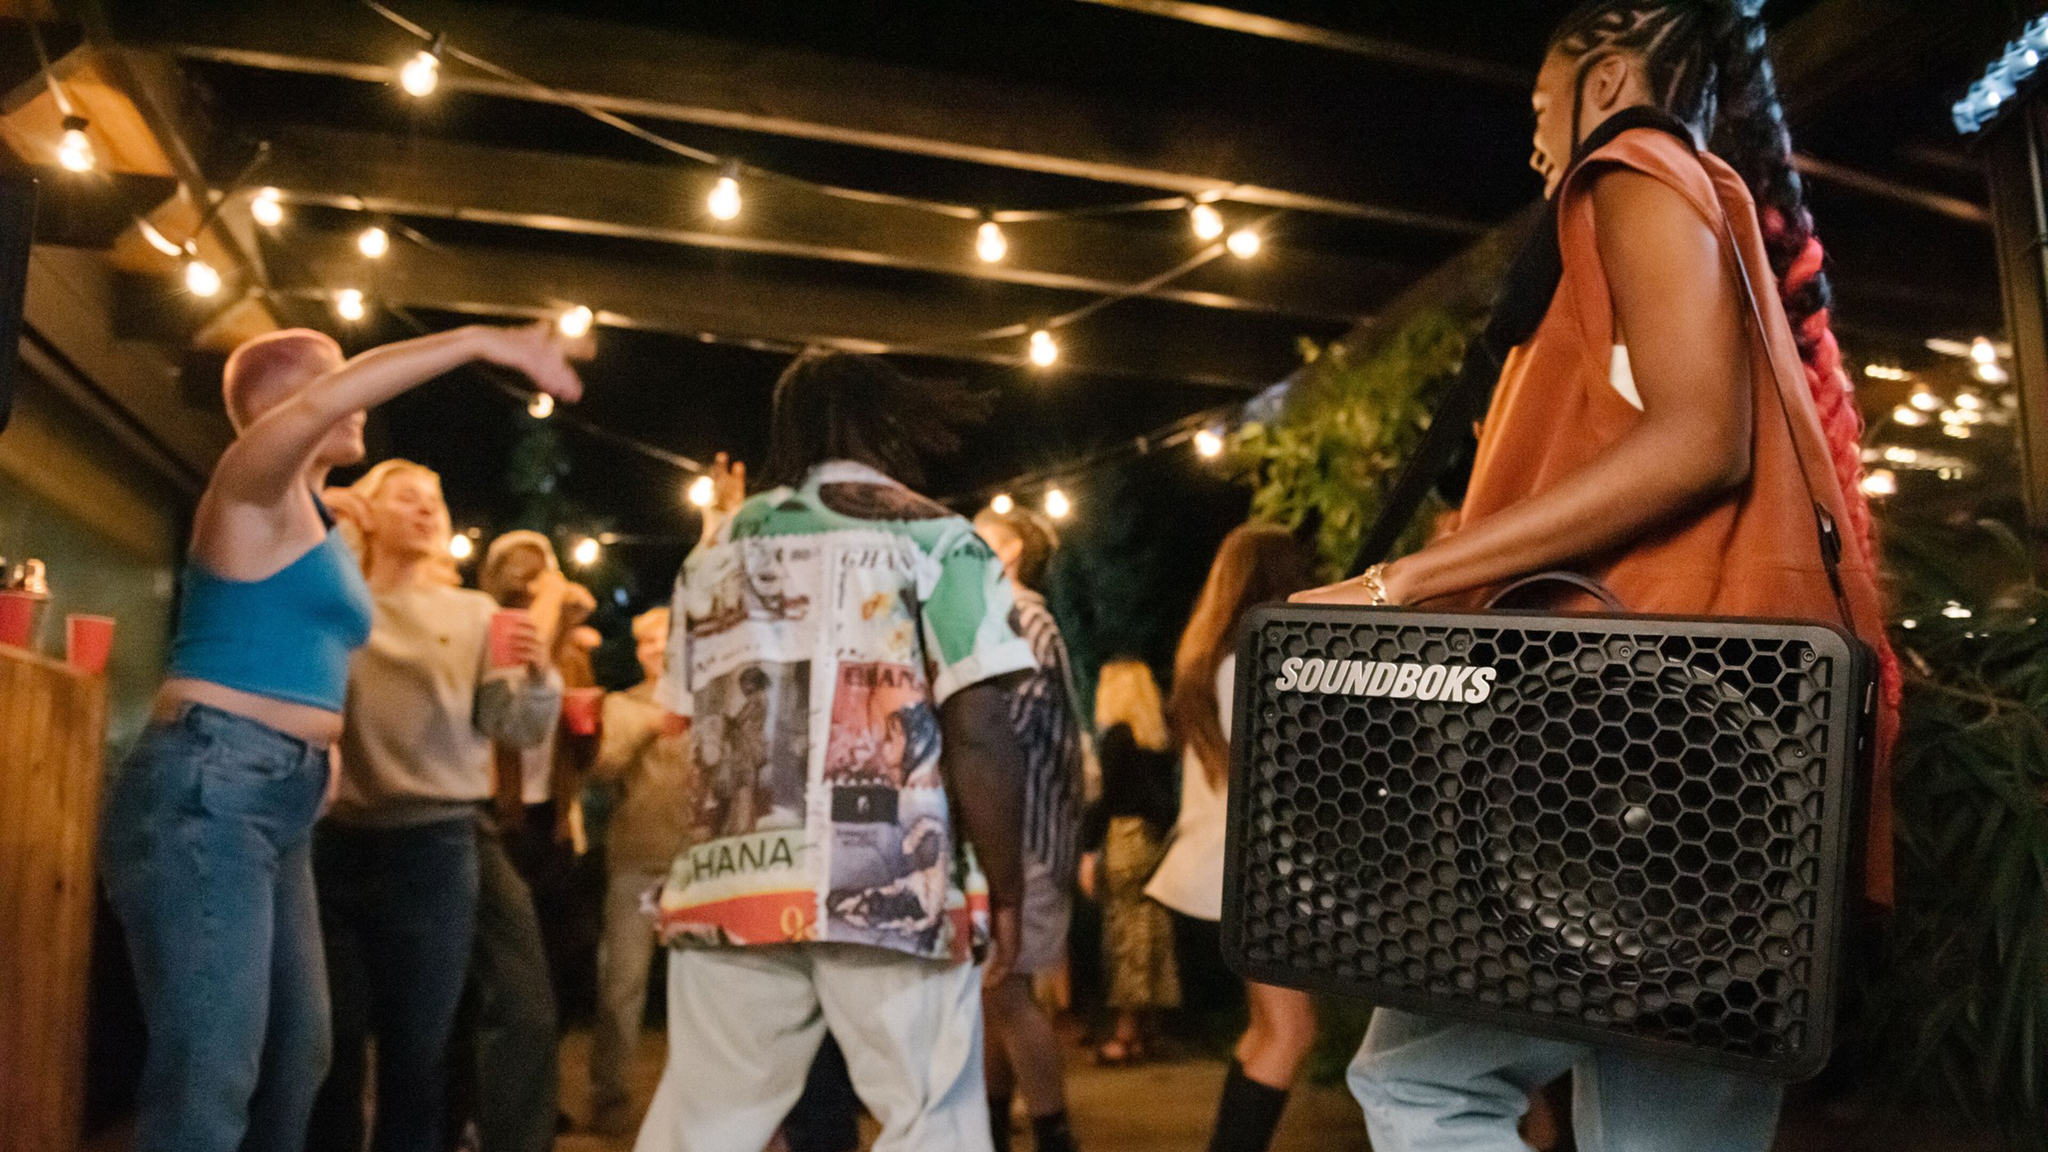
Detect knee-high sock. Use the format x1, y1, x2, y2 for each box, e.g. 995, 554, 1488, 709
1206, 1059, 1290, 1152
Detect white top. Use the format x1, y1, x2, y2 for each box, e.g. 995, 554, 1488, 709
1145, 654, 1234, 921
1610, 344, 1643, 410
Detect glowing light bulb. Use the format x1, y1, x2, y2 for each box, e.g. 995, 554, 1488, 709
557, 305, 594, 339
1193, 428, 1224, 458
707, 173, 742, 221
250, 186, 284, 227
1943, 422, 1971, 439
976, 220, 1008, 263
448, 534, 474, 560
571, 536, 600, 567
1955, 391, 1984, 411
1189, 203, 1224, 241
399, 49, 441, 97
527, 392, 555, 419
989, 493, 1013, 515
358, 225, 390, 258
687, 474, 715, 508
1226, 228, 1261, 259
1974, 361, 2010, 385
1909, 388, 1942, 411
183, 258, 222, 298
1971, 336, 1997, 364
1860, 469, 1896, 497
1882, 446, 1918, 464
335, 288, 366, 321
1861, 364, 1908, 381
56, 117, 94, 173
1891, 405, 1928, 427
1027, 329, 1058, 368
1044, 488, 1071, 520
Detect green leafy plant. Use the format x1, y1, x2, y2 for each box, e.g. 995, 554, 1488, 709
1866, 514, 2048, 1148
1232, 310, 1472, 578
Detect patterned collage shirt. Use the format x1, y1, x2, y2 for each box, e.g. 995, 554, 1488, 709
654, 460, 1038, 963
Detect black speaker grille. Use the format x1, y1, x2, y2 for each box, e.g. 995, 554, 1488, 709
1225, 606, 1867, 1079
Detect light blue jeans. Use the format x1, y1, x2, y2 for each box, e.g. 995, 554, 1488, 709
99, 703, 334, 1152
1349, 1008, 1783, 1152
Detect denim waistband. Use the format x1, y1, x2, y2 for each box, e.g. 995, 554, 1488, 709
162, 701, 330, 762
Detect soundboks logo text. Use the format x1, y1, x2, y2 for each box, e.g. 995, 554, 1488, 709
1272, 656, 1497, 704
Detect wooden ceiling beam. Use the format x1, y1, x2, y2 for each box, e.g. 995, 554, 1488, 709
253, 125, 1403, 326
102, 0, 1487, 235
266, 229, 1317, 390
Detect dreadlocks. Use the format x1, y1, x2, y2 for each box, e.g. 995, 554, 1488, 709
1550, 0, 1901, 750
758, 350, 994, 492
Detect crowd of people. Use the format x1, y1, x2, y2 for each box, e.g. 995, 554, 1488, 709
94, 3, 1902, 1152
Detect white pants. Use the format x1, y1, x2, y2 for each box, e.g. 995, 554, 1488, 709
591, 866, 666, 1116
633, 944, 991, 1152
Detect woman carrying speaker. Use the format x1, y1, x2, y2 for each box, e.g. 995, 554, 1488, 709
1294, 2, 1898, 1148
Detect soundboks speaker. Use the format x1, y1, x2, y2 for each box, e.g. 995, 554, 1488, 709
1223, 604, 1874, 1078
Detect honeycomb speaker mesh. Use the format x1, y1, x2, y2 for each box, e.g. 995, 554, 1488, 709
1224, 605, 1872, 1079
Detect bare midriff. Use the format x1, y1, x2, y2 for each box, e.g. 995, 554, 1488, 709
156, 678, 345, 747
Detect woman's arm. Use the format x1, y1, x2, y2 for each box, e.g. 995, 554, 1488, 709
1301, 169, 1752, 607
213, 321, 588, 509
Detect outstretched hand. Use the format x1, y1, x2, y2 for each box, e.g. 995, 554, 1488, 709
476, 320, 590, 404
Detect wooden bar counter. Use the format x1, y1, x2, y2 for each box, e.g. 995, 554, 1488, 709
0, 643, 106, 1152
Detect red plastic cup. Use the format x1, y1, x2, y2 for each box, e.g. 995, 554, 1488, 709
0, 590, 37, 648
66, 614, 115, 675
488, 609, 528, 668
562, 687, 603, 736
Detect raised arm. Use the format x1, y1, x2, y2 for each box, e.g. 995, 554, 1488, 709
214, 321, 588, 509
1302, 168, 1752, 607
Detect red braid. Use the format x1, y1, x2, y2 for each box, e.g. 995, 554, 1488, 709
1762, 208, 1902, 755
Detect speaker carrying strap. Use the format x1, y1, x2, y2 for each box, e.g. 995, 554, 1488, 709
1351, 112, 1859, 636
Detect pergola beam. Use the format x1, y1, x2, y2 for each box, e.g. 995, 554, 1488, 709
103, 0, 1487, 235
266, 229, 1313, 390
254, 125, 1403, 326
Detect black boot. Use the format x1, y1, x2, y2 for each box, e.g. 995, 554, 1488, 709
1205, 1060, 1290, 1152
1030, 1108, 1079, 1152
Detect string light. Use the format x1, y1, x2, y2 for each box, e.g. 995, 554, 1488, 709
1974, 361, 2010, 385
183, 256, 222, 298
557, 304, 594, 339
1044, 488, 1071, 519
1955, 391, 1985, 411
571, 536, 601, 566
399, 36, 444, 97
1909, 388, 1942, 412
989, 493, 1014, 515
1860, 469, 1897, 497
250, 186, 285, 228
56, 115, 94, 173
708, 166, 742, 221
1189, 203, 1225, 241
1862, 364, 1909, 381
1193, 428, 1224, 458
1882, 446, 1919, 464
137, 218, 184, 258
1225, 228, 1262, 259
1028, 329, 1058, 368
358, 225, 390, 258
975, 219, 1008, 263
334, 288, 367, 321
1943, 422, 1971, 439
1970, 336, 1998, 365
1891, 405, 1929, 427
527, 392, 555, 419
687, 474, 715, 508
448, 533, 474, 560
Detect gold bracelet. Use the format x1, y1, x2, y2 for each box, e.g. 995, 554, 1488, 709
1354, 562, 1389, 606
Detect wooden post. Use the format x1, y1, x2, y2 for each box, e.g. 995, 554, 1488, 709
1981, 100, 2048, 549
0, 644, 106, 1152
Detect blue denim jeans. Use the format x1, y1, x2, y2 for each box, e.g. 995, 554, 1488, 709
99, 703, 334, 1152
308, 815, 479, 1152
1348, 1008, 1783, 1152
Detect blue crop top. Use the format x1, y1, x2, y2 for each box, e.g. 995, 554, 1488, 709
168, 501, 374, 712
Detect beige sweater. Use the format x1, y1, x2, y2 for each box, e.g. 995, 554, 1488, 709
332, 584, 561, 828
591, 682, 692, 871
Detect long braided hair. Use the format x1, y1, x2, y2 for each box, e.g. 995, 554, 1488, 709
1550, 0, 1901, 746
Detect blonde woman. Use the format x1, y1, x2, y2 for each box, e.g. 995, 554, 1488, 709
308, 460, 566, 1152
1082, 659, 1180, 1065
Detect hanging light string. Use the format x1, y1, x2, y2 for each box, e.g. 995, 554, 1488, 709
945, 400, 1243, 511
358, 0, 1247, 227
